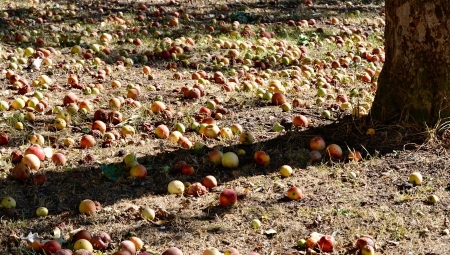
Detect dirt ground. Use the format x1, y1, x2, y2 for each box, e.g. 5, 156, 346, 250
0, 0, 449, 254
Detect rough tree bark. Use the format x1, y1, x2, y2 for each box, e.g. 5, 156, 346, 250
370, 0, 450, 125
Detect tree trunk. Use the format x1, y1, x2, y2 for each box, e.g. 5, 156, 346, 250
370, 0, 450, 125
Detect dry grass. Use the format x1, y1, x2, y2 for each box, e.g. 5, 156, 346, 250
0, 0, 449, 254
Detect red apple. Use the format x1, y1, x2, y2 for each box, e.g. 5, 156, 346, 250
42, 240, 61, 254
80, 135, 96, 148
181, 164, 195, 175
202, 175, 218, 189
25, 145, 45, 161
155, 124, 170, 139
293, 115, 308, 127
325, 144, 343, 160
162, 247, 183, 255
219, 189, 237, 206
318, 235, 335, 252
32, 173, 47, 185
209, 150, 223, 165
11, 163, 30, 181
0, 134, 11, 146
51, 153, 67, 166
130, 164, 147, 178
92, 120, 107, 134
254, 151, 270, 165
310, 136, 326, 151
287, 186, 302, 200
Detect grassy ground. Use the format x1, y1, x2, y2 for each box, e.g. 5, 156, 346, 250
0, 0, 449, 254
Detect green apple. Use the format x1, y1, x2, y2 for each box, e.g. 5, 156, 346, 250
1, 196, 16, 208
251, 219, 261, 229
272, 123, 285, 132
36, 207, 48, 217
0, 100, 9, 111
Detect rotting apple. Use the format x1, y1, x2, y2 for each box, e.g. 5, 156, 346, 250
254, 151, 270, 165
355, 236, 375, 250
219, 189, 237, 206
90, 232, 111, 251
73, 230, 92, 242
11, 163, 30, 181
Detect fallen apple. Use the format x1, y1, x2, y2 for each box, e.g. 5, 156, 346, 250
11, 163, 30, 181
251, 219, 261, 229
22, 154, 41, 170
79, 199, 97, 215
409, 172, 422, 186
202, 175, 218, 189
287, 186, 302, 200
168, 180, 185, 194
254, 151, 270, 165
317, 235, 335, 252
239, 132, 255, 145
36, 207, 48, 217
279, 165, 293, 177
222, 152, 239, 168
130, 164, 147, 178
203, 247, 221, 255
119, 240, 136, 255
209, 150, 223, 165
162, 247, 183, 255
141, 206, 156, 220
42, 240, 62, 254
325, 144, 342, 160
361, 245, 375, 255
1, 196, 16, 208
310, 136, 326, 151
74, 239, 93, 252
219, 189, 237, 206
129, 236, 144, 250
90, 232, 111, 250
